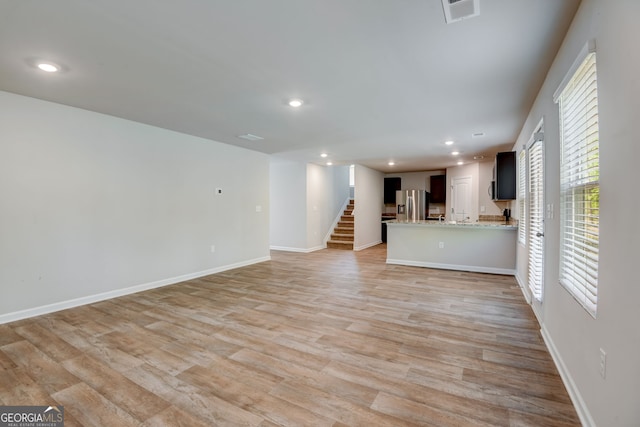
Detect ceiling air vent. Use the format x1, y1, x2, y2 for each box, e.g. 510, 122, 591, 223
441, 0, 480, 24
237, 133, 264, 141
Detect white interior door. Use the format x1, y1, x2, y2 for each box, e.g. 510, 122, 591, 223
528, 137, 545, 301
451, 176, 472, 222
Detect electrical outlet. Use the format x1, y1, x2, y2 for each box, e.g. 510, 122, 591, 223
439, 242, 444, 249
599, 348, 607, 378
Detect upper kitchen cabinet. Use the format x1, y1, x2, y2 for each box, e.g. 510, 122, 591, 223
430, 174, 446, 203
493, 151, 516, 200
384, 177, 401, 204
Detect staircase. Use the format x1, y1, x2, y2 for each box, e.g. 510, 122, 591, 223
327, 199, 354, 250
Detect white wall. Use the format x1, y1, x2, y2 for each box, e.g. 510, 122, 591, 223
306, 163, 349, 250
353, 165, 383, 251
0, 91, 270, 322
269, 159, 307, 251
270, 160, 349, 252
512, 1, 640, 425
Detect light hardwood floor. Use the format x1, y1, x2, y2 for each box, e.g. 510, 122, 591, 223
0, 245, 580, 426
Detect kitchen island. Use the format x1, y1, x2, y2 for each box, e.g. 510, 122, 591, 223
386, 220, 517, 275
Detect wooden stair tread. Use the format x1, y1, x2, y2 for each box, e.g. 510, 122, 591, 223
331, 233, 354, 241
326, 240, 354, 249
327, 199, 356, 250
335, 229, 353, 235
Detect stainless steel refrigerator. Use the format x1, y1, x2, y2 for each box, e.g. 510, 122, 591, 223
396, 190, 429, 222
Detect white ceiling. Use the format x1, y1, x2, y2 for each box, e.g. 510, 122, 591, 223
0, 0, 580, 173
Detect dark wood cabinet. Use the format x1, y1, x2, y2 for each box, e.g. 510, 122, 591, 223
430, 174, 446, 203
493, 151, 516, 200
384, 177, 401, 204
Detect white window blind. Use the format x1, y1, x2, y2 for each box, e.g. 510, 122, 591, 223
528, 140, 544, 301
518, 150, 526, 245
557, 49, 600, 317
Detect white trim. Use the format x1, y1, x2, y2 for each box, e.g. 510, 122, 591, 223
516, 260, 543, 325
0, 256, 270, 325
515, 272, 532, 304
527, 129, 545, 303
354, 240, 382, 251
270, 245, 324, 253
530, 301, 543, 325
553, 39, 596, 103
541, 326, 596, 427
386, 258, 515, 276
557, 50, 600, 318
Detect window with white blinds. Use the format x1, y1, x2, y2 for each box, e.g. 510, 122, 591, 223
518, 150, 526, 245
556, 47, 600, 317
528, 140, 544, 301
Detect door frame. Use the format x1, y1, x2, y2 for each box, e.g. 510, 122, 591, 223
527, 120, 545, 311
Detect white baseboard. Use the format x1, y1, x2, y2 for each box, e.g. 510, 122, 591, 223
0, 256, 271, 325
541, 326, 595, 427
354, 240, 382, 251
515, 273, 532, 304
386, 258, 515, 276
270, 245, 324, 253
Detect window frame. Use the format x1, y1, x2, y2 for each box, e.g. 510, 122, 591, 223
555, 40, 600, 318
518, 149, 527, 245
527, 136, 545, 302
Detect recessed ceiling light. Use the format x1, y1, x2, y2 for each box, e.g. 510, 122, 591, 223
388, 161, 395, 166
326, 162, 333, 166
37, 62, 59, 72
473, 155, 485, 160
452, 151, 460, 156
457, 161, 464, 165
288, 99, 303, 108
472, 132, 485, 138
320, 153, 328, 158
445, 140, 454, 146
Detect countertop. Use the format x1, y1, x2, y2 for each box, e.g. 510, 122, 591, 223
385, 220, 517, 230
